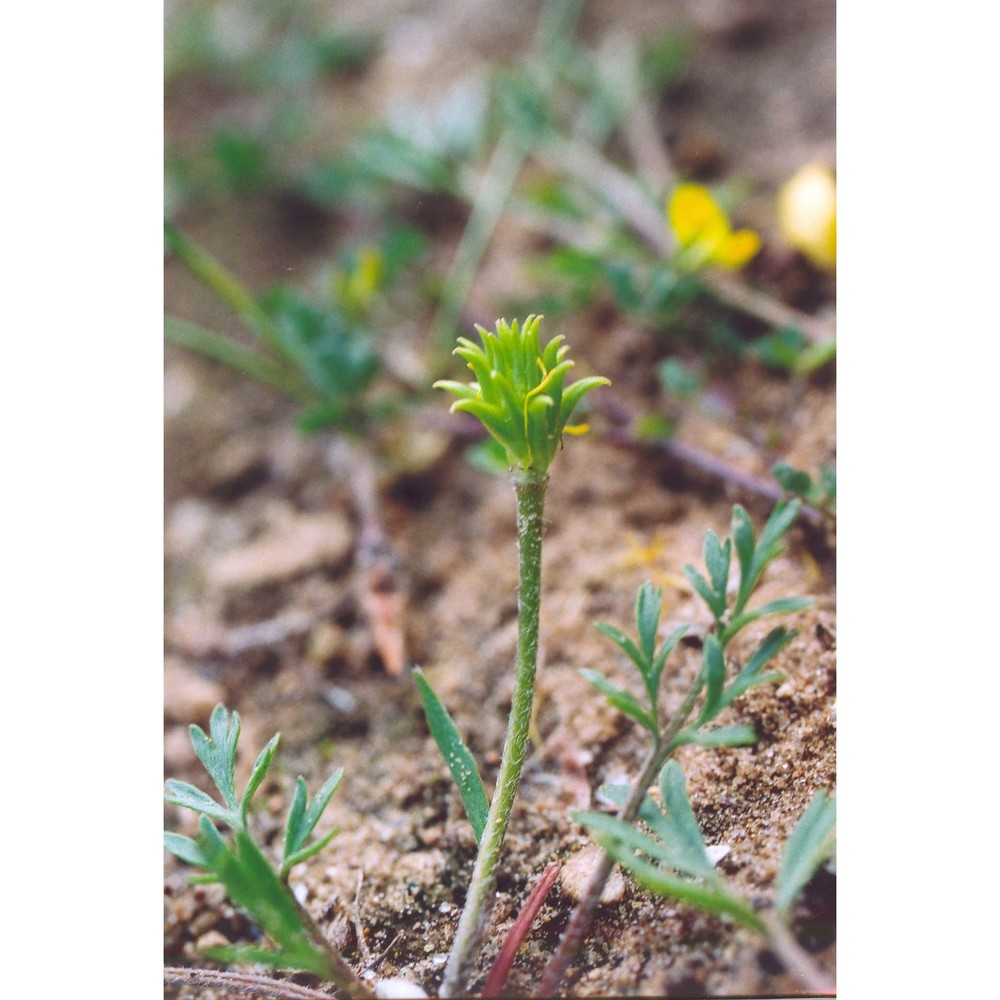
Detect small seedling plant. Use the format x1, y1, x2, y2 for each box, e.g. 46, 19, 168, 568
416, 314, 608, 996
538, 499, 813, 995
164, 705, 376, 998
579, 762, 835, 993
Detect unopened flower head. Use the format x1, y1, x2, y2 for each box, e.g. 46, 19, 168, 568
434, 315, 609, 473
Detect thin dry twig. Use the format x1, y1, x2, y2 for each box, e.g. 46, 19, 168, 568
164, 967, 337, 1000
760, 910, 836, 995
325, 439, 408, 676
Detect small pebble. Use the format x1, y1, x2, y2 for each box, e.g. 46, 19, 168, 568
561, 845, 625, 904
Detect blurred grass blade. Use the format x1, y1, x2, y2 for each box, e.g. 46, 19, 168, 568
165, 316, 306, 400
413, 668, 490, 843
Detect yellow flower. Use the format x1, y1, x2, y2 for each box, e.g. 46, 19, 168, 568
667, 182, 761, 270
777, 164, 836, 271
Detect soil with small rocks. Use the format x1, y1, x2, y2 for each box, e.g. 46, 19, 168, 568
165, 3, 835, 997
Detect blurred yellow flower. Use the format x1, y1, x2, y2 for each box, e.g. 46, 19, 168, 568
667, 183, 761, 270
777, 164, 836, 270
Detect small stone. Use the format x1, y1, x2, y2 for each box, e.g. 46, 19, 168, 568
374, 978, 428, 998
205, 512, 353, 589
164, 658, 224, 723
195, 929, 230, 952
560, 845, 626, 904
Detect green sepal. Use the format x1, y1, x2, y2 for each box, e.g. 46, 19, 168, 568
413, 667, 490, 843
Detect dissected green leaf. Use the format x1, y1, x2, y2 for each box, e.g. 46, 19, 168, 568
594, 622, 648, 677
164, 831, 212, 869
164, 779, 235, 827
697, 635, 726, 725
684, 564, 726, 621
731, 506, 757, 615
282, 768, 345, 875
657, 761, 716, 879
775, 791, 836, 921
636, 582, 662, 666
413, 668, 490, 843
649, 625, 689, 701
204, 823, 334, 978
669, 724, 757, 750
597, 833, 763, 933
704, 531, 731, 600
579, 669, 657, 735
188, 705, 241, 817
724, 597, 812, 644
719, 627, 796, 712
772, 463, 814, 499
241, 733, 280, 822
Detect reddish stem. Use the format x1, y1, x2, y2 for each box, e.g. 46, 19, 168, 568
482, 863, 562, 999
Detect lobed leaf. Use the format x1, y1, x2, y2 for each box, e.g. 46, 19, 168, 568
657, 761, 717, 880
241, 733, 280, 822
703, 531, 731, 600
669, 724, 757, 751
594, 622, 649, 677
598, 836, 764, 933
718, 627, 795, 713
723, 596, 812, 645
696, 635, 727, 726
579, 669, 657, 735
164, 779, 236, 827
413, 668, 490, 843
189, 704, 241, 816
636, 582, 662, 665
282, 768, 345, 874
684, 564, 726, 621
649, 625, 689, 703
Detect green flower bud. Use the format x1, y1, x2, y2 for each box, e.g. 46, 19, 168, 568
434, 315, 609, 473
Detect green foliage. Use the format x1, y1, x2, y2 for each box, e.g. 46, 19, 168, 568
165, 704, 346, 977
587, 582, 687, 735
585, 504, 810, 750
773, 461, 836, 516
413, 668, 490, 844
775, 791, 836, 921
578, 760, 835, 941
168, 820, 336, 978
683, 501, 812, 646
576, 762, 763, 932
164, 223, 396, 434
434, 315, 609, 473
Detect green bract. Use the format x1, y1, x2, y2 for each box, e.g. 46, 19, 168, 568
434, 315, 609, 472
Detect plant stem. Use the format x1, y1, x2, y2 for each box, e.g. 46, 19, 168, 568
440, 468, 548, 997
536, 672, 704, 997
760, 910, 836, 995
163, 966, 343, 1000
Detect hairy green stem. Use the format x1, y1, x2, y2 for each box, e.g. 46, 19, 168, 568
536, 671, 705, 997
440, 468, 548, 997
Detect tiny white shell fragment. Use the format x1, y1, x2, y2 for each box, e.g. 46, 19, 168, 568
374, 978, 429, 998
705, 844, 731, 866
